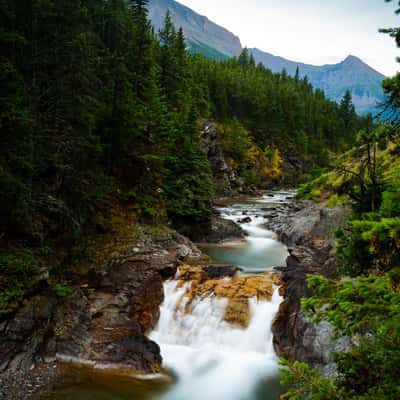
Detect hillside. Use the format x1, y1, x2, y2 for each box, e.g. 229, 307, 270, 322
148, 0, 242, 58
250, 50, 386, 115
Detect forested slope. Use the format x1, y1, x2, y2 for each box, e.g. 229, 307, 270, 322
0, 0, 366, 314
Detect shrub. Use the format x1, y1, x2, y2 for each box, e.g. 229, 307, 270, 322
0, 250, 43, 314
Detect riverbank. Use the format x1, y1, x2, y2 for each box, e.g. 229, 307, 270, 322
0, 215, 206, 399
261, 199, 351, 374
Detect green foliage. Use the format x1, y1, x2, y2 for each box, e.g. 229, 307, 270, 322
326, 194, 349, 208
339, 90, 357, 145
302, 274, 399, 336
220, 120, 252, 169
381, 187, 400, 217
52, 284, 73, 299
280, 359, 342, 400
163, 144, 214, 223
0, 250, 43, 314
336, 208, 400, 276
188, 40, 229, 61
293, 273, 400, 399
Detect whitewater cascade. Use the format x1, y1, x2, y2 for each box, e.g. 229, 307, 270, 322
150, 281, 282, 400
150, 191, 294, 400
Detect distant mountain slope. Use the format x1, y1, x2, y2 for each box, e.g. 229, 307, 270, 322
148, 0, 386, 114
250, 49, 386, 115
148, 0, 242, 58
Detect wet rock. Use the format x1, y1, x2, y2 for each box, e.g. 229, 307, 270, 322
44, 229, 190, 374
196, 216, 245, 243
177, 265, 208, 282
0, 294, 57, 372
272, 255, 314, 363
239, 217, 252, 224
0, 361, 61, 400
42, 264, 165, 374
105, 336, 162, 372
177, 267, 282, 328
202, 265, 240, 279
225, 299, 250, 327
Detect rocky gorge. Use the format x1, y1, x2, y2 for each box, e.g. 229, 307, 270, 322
0, 191, 350, 400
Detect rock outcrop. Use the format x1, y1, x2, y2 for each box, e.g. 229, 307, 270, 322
176, 265, 281, 328
266, 200, 352, 375
195, 216, 245, 243
200, 121, 236, 196
0, 224, 203, 397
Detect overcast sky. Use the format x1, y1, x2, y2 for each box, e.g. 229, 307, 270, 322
177, 0, 400, 76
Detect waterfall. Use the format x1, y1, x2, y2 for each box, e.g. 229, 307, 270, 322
150, 280, 283, 400
150, 191, 295, 400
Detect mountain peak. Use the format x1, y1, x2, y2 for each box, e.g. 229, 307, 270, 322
342, 55, 364, 66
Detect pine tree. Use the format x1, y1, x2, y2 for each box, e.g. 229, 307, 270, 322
238, 47, 250, 67
339, 90, 357, 141
249, 53, 256, 68
294, 66, 300, 83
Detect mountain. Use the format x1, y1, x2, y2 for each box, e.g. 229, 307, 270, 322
250, 49, 386, 115
148, 0, 386, 115
148, 0, 242, 59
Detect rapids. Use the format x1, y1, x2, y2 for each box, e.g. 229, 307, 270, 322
200, 192, 291, 272
149, 191, 294, 400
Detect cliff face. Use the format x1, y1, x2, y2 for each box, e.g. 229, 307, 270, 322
148, 0, 242, 58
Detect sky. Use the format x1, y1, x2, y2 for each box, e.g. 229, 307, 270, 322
177, 0, 400, 76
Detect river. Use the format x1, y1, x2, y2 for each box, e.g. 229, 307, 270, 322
40, 191, 293, 400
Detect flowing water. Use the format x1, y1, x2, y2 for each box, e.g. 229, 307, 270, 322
149, 281, 283, 400
40, 191, 293, 400
200, 192, 291, 272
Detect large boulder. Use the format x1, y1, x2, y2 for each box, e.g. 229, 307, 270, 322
50, 263, 164, 373
196, 216, 245, 243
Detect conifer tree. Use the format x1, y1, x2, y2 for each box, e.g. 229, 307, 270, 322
339, 90, 357, 141
238, 47, 250, 67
